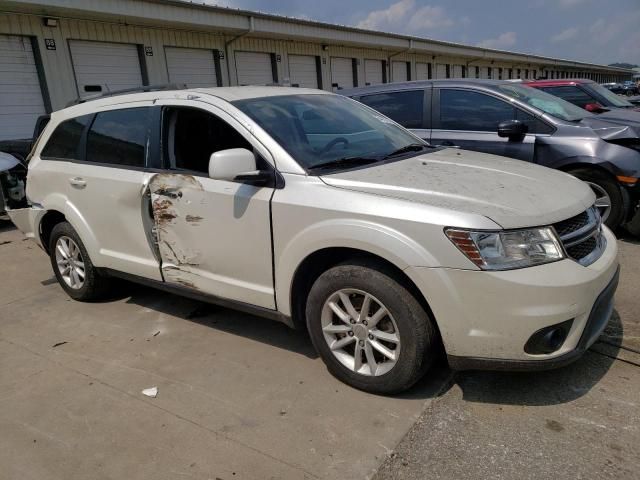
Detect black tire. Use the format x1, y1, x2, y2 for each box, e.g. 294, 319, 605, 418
569, 168, 625, 230
48, 221, 111, 301
306, 260, 437, 394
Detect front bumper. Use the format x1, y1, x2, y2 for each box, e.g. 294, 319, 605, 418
406, 226, 619, 367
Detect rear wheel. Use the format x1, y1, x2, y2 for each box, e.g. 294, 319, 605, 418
49, 221, 111, 301
569, 168, 624, 230
306, 261, 437, 394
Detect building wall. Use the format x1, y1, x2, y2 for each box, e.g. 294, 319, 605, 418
0, 10, 632, 114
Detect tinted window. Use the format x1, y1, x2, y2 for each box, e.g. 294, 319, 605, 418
86, 108, 150, 167
497, 84, 589, 121
164, 107, 252, 173
515, 109, 554, 135
359, 90, 424, 128
41, 115, 92, 160
538, 86, 595, 109
440, 89, 514, 131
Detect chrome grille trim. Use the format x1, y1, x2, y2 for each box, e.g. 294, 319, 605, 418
553, 206, 604, 267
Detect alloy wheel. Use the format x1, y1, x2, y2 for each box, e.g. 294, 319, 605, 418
320, 288, 400, 376
55, 235, 86, 290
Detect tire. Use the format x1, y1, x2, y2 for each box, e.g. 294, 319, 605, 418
306, 261, 437, 394
48, 221, 111, 301
569, 168, 625, 230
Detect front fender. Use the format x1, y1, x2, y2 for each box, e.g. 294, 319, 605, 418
274, 218, 460, 317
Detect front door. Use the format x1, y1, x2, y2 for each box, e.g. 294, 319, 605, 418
431, 88, 536, 162
148, 101, 276, 309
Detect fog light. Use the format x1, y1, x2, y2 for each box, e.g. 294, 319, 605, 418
524, 319, 574, 355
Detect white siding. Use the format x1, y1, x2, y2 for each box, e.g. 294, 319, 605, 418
364, 59, 383, 85
235, 51, 274, 85
330, 57, 354, 90
288, 54, 317, 88
435, 63, 447, 79
165, 47, 218, 88
0, 34, 46, 141
392, 61, 408, 82
415, 62, 429, 80
69, 40, 143, 96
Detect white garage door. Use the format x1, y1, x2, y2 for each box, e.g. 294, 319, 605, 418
435, 63, 447, 79
0, 35, 46, 141
235, 51, 274, 86
452, 65, 464, 78
69, 40, 143, 97
364, 59, 384, 86
288, 54, 318, 88
330, 57, 354, 91
392, 61, 408, 82
165, 47, 218, 88
480, 67, 490, 79
416, 62, 429, 80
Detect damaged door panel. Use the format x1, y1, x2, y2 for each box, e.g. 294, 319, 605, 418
148, 172, 276, 309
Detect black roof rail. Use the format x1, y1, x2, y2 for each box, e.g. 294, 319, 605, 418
66, 83, 188, 107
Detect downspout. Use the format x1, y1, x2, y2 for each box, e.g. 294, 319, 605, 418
225, 16, 255, 85
388, 38, 414, 82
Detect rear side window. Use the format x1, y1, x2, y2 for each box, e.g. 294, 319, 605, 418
86, 108, 150, 167
359, 90, 424, 128
538, 86, 595, 109
40, 115, 92, 160
439, 89, 514, 131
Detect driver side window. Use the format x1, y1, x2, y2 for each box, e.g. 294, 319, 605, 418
162, 107, 252, 174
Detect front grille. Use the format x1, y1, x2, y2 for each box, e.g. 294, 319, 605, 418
552, 206, 604, 266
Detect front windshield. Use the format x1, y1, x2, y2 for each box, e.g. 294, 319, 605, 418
586, 82, 634, 108
497, 84, 591, 121
233, 94, 425, 170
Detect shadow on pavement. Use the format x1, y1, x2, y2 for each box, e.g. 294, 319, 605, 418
453, 310, 623, 406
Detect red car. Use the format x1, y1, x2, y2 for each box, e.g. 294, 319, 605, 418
525, 79, 640, 113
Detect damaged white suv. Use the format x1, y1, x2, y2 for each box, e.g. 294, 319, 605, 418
0, 87, 619, 393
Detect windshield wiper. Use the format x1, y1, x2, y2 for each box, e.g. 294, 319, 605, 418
383, 143, 428, 159
308, 156, 380, 171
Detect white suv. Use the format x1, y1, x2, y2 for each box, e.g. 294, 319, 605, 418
0, 87, 619, 393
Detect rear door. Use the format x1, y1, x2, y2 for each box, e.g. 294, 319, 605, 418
69, 40, 144, 98
358, 88, 430, 140
431, 88, 537, 161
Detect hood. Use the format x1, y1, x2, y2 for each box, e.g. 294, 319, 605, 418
581, 109, 640, 141
320, 148, 595, 229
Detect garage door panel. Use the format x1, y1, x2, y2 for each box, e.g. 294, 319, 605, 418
165, 47, 218, 88
0, 34, 46, 141
69, 40, 143, 95
364, 59, 383, 86
235, 51, 274, 86
416, 62, 429, 80
288, 54, 318, 88
392, 61, 408, 82
331, 57, 354, 90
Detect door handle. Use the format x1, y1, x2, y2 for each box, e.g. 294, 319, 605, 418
69, 177, 86, 188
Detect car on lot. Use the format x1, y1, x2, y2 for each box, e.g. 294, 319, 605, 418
524, 79, 640, 113
341, 79, 640, 235
0, 86, 619, 394
602, 82, 626, 95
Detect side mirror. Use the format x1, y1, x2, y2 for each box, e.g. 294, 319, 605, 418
497, 119, 528, 141
208, 148, 274, 187
585, 102, 607, 113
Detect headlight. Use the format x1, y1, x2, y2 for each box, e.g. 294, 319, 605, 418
445, 227, 565, 270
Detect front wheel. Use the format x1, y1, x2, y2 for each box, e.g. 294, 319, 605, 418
569, 168, 625, 230
306, 261, 437, 394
